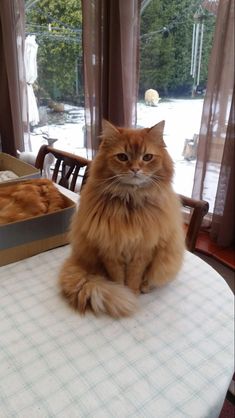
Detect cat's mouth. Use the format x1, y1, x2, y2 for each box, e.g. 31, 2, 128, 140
120, 173, 149, 186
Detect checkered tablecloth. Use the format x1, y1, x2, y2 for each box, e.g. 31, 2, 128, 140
0, 247, 234, 418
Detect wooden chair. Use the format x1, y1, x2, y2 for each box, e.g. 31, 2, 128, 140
35, 145, 209, 252
35, 145, 91, 192
179, 194, 209, 252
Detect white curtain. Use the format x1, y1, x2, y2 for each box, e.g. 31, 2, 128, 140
24, 34, 39, 126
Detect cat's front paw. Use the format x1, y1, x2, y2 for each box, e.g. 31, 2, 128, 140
126, 283, 140, 295
140, 282, 151, 294
140, 276, 154, 294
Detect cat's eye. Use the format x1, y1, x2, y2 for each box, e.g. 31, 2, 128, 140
143, 154, 153, 161
117, 153, 128, 161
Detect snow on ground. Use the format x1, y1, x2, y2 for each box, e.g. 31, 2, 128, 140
29, 98, 205, 198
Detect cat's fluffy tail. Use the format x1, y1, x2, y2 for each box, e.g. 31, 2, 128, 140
59, 259, 138, 318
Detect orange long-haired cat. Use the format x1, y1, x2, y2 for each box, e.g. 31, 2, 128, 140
59, 120, 185, 317
0, 179, 67, 224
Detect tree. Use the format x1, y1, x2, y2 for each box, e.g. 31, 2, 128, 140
26, 0, 82, 105
139, 0, 216, 98
26, 0, 216, 104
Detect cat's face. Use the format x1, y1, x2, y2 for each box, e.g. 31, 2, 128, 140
97, 120, 174, 187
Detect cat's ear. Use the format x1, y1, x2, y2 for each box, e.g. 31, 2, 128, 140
102, 119, 120, 139
147, 120, 166, 147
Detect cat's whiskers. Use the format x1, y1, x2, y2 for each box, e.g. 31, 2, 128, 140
95, 173, 131, 190
146, 172, 165, 180
93, 172, 165, 197
98, 178, 122, 195
140, 174, 163, 191
95, 173, 126, 186
148, 179, 161, 190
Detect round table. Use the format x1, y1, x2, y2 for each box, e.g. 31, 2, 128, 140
0, 247, 234, 418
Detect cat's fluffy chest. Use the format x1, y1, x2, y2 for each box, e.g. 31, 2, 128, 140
78, 190, 166, 254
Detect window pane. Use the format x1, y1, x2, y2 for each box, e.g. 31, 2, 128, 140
25, 0, 87, 157
138, 0, 216, 198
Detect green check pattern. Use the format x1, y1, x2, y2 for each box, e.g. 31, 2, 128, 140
0, 247, 234, 418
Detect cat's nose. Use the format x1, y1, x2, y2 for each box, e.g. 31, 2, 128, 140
130, 167, 140, 174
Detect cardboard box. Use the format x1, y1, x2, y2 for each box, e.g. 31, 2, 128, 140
0, 152, 40, 182
0, 181, 76, 266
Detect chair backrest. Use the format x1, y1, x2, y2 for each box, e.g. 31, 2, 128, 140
35, 145, 91, 192
179, 194, 209, 252
35, 145, 208, 252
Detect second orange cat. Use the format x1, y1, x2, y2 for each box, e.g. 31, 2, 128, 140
0, 178, 68, 224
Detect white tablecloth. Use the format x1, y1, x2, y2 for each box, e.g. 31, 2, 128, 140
0, 247, 234, 418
